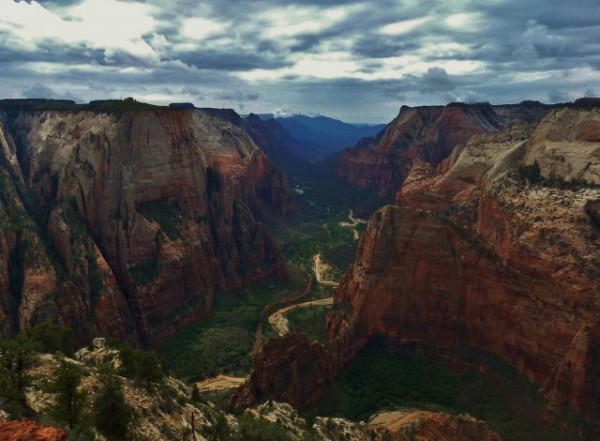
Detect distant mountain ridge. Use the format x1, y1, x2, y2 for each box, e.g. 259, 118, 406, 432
250, 113, 386, 161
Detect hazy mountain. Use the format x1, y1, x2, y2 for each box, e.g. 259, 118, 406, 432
253, 114, 386, 160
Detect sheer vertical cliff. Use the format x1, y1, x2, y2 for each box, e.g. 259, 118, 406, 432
336, 101, 553, 199
331, 101, 600, 419
0, 100, 293, 344
237, 100, 600, 425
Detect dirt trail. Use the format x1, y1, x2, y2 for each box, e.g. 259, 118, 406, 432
267, 253, 339, 337
268, 297, 334, 337
252, 275, 313, 354
312, 253, 340, 287
196, 374, 247, 392
338, 209, 367, 240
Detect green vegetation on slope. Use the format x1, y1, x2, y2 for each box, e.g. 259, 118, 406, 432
157, 165, 382, 380
158, 271, 306, 380
286, 305, 329, 342
310, 345, 598, 441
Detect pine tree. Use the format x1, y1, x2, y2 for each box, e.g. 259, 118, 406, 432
49, 360, 86, 428
118, 344, 164, 391
93, 373, 133, 440
27, 321, 71, 355
133, 350, 164, 392
0, 333, 37, 414
190, 384, 201, 403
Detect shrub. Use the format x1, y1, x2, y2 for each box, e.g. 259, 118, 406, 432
27, 321, 71, 355
0, 334, 37, 415
48, 360, 86, 428
93, 373, 133, 440
118, 344, 165, 391
519, 161, 541, 184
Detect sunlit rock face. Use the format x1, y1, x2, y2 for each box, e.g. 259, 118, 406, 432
239, 100, 600, 423
331, 102, 600, 419
0, 101, 293, 344
337, 101, 553, 199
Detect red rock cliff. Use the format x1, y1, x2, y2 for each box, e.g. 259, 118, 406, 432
0, 103, 293, 345
336, 101, 552, 199
238, 102, 600, 424
330, 104, 600, 419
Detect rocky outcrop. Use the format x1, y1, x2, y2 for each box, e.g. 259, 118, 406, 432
13, 341, 372, 441
330, 104, 600, 420
370, 410, 502, 441
0, 100, 293, 345
337, 101, 553, 199
0, 420, 67, 441
232, 333, 338, 410
239, 102, 600, 427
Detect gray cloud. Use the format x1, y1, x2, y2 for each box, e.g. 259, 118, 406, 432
416, 68, 457, 93
0, 0, 598, 123
22, 83, 82, 102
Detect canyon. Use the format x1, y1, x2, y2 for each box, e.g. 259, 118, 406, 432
2, 97, 600, 440
0, 99, 293, 345
235, 99, 600, 435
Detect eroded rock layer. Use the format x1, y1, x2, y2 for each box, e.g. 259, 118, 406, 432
0, 101, 293, 344
332, 102, 600, 419
238, 101, 600, 425
336, 101, 553, 199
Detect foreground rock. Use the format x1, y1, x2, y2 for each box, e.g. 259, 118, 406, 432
0, 99, 293, 344
1, 343, 500, 441
0, 420, 66, 441
370, 410, 502, 441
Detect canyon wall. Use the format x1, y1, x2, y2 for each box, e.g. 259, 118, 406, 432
238, 100, 600, 422
0, 100, 293, 345
336, 101, 553, 199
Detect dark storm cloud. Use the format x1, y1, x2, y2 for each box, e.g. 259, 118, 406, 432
415, 68, 457, 93
352, 36, 419, 59
216, 90, 260, 101
0, 0, 598, 122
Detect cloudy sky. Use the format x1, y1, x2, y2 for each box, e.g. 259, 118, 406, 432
1, 0, 598, 123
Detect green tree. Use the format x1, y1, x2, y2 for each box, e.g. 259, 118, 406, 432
117, 343, 136, 377
27, 321, 71, 354
134, 350, 164, 391
93, 373, 133, 440
118, 344, 164, 391
205, 413, 231, 441
0, 333, 37, 413
190, 384, 201, 403
49, 360, 86, 428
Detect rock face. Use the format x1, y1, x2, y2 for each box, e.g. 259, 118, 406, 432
330, 103, 600, 420
238, 101, 600, 425
243, 113, 311, 178
370, 410, 502, 441
0, 420, 67, 441
337, 101, 553, 199
232, 333, 340, 410
0, 100, 293, 344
